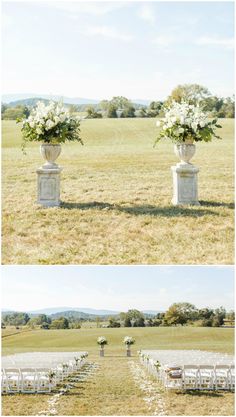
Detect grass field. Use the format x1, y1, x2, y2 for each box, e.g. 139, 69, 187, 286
2, 327, 234, 416
2, 118, 234, 264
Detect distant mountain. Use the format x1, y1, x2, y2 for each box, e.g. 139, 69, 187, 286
2, 307, 120, 316
142, 310, 161, 315
2, 94, 151, 107
2, 94, 99, 105
132, 99, 151, 106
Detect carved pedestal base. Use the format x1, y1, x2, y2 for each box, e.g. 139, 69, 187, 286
127, 349, 131, 357
36, 166, 63, 207
171, 163, 200, 206
100, 349, 104, 357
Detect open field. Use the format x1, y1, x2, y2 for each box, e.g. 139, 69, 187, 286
2, 118, 234, 264
2, 327, 234, 416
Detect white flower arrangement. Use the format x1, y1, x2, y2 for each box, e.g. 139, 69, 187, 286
155, 101, 221, 145
123, 336, 135, 346
18, 100, 83, 152
97, 336, 108, 346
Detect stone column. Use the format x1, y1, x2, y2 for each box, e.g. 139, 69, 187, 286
171, 163, 200, 206
126, 348, 131, 357
100, 348, 104, 357
36, 166, 63, 207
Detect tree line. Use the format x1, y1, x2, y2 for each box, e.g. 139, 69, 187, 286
2, 303, 235, 330
1, 84, 235, 120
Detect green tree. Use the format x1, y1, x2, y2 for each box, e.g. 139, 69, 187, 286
107, 103, 118, 118
50, 317, 69, 329
167, 84, 211, 105
134, 317, 145, 327
2, 106, 26, 120
41, 322, 50, 329
165, 302, 197, 326
108, 317, 121, 328
124, 317, 132, 327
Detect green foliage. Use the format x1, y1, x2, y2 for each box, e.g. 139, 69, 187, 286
108, 317, 121, 328
50, 317, 69, 329
164, 303, 197, 326
2, 106, 26, 120
3, 312, 30, 326
124, 317, 132, 327
107, 103, 118, 118
86, 105, 102, 119
17, 101, 84, 152
168, 83, 211, 105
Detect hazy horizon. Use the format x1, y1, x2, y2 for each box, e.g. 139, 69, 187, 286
1, 266, 234, 312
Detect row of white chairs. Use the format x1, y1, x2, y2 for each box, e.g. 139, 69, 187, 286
2, 354, 88, 394
140, 351, 235, 391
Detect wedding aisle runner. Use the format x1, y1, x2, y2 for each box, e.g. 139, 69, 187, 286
44, 355, 166, 416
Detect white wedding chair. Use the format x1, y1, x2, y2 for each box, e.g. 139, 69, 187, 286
182, 365, 199, 390
21, 368, 37, 393
230, 364, 235, 391
214, 365, 230, 390
37, 368, 52, 393
198, 365, 214, 390
4, 368, 21, 393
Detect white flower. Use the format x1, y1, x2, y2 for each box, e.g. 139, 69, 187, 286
45, 119, 55, 130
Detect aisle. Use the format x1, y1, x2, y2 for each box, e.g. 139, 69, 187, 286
53, 355, 166, 416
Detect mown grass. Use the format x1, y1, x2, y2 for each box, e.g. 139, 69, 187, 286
2, 118, 234, 264
2, 326, 234, 356
2, 327, 234, 416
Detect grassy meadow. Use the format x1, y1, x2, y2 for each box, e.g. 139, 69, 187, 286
2, 118, 234, 264
2, 327, 235, 416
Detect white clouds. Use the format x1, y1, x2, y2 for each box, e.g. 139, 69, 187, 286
196, 37, 234, 49
137, 5, 155, 25
50, 1, 125, 17
2, 12, 13, 29
81, 25, 134, 42
152, 35, 176, 47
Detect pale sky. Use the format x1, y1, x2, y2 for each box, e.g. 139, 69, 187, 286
2, 0, 234, 100
1, 266, 234, 311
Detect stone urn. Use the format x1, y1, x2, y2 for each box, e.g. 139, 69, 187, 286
40, 143, 61, 169
174, 142, 196, 165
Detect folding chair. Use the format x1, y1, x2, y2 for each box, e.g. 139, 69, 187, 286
4, 368, 21, 393
37, 368, 52, 393
182, 365, 199, 390
21, 368, 37, 393
214, 365, 230, 390
230, 364, 235, 391
198, 365, 214, 390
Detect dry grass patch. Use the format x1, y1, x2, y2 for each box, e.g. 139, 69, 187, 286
2, 118, 234, 264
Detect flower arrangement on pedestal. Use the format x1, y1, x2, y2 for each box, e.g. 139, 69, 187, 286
123, 336, 135, 356
155, 101, 222, 165
97, 336, 108, 356
18, 101, 83, 165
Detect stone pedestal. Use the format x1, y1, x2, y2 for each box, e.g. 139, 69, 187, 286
171, 163, 200, 206
126, 349, 131, 357
100, 349, 104, 357
36, 166, 63, 207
